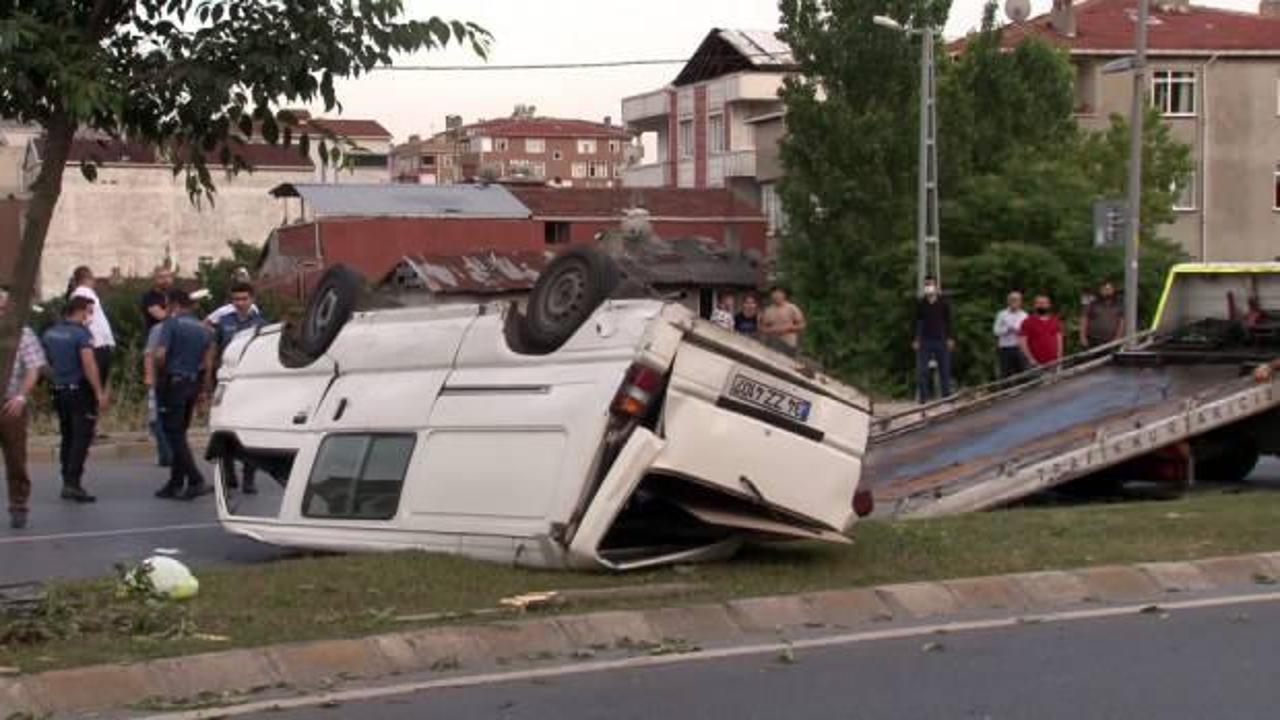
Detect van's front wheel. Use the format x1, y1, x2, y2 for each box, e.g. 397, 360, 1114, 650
523, 247, 620, 354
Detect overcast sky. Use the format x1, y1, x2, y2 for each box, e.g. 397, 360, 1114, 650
320, 0, 1261, 141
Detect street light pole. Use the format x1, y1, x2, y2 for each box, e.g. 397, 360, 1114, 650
1124, 0, 1150, 346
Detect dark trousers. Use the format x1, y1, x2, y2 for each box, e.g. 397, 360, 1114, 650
159, 376, 204, 489
916, 339, 953, 403
94, 346, 113, 388
998, 346, 1028, 379
1, 409, 31, 511
53, 387, 96, 488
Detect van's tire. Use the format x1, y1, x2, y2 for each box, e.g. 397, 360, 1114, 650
522, 247, 621, 354
277, 264, 365, 367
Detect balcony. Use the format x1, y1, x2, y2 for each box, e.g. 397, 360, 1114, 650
708, 150, 758, 186
622, 90, 670, 130
622, 162, 667, 188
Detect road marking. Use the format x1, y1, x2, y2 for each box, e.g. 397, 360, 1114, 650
0, 523, 220, 545
145, 590, 1280, 719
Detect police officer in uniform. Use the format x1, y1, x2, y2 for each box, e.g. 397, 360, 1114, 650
41, 296, 109, 502
153, 289, 216, 500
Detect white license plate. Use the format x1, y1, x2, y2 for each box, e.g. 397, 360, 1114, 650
727, 374, 812, 423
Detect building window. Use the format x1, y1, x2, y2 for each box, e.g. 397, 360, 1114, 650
1274, 163, 1280, 211
544, 221, 571, 245
608, 140, 621, 154
762, 184, 788, 235
1171, 173, 1196, 211
613, 164, 623, 178
494, 138, 510, 152
421, 155, 436, 167
577, 139, 597, 154
552, 150, 564, 161
525, 138, 545, 154
678, 119, 694, 159
303, 434, 415, 520
588, 161, 610, 179
1152, 70, 1196, 116
441, 155, 453, 167
571, 162, 587, 179
708, 113, 726, 155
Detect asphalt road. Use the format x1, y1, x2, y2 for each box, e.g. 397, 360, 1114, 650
0, 456, 282, 586
251, 597, 1280, 720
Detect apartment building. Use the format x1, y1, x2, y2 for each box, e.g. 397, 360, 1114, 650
620, 29, 795, 222
1003, 0, 1280, 261
302, 116, 394, 184
391, 133, 464, 185
458, 117, 634, 188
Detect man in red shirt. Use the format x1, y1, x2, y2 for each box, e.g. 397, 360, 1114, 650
1020, 294, 1063, 367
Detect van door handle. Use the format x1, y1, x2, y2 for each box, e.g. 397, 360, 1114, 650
333, 398, 348, 421
292, 411, 308, 425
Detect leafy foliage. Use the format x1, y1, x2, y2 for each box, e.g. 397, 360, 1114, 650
778, 1, 1193, 394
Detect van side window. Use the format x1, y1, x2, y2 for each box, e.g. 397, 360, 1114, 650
303, 434, 415, 520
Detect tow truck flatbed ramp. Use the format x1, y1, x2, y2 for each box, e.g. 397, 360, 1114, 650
865, 355, 1276, 518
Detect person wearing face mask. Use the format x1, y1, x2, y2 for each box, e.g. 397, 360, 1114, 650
1020, 294, 1064, 367
912, 276, 953, 402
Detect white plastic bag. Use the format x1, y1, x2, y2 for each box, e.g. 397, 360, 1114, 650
127, 556, 200, 600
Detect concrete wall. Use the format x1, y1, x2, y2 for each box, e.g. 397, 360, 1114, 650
1075, 55, 1280, 261
40, 163, 309, 297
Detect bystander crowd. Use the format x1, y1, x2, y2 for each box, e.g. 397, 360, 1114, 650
761, 286, 806, 355
993, 290, 1028, 379
1020, 294, 1064, 367
913, 276, 954, 402
1080, 279, 1125, 349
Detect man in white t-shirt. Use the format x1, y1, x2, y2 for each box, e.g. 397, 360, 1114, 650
68, 266, 116, 387
992, 290, 1028, 379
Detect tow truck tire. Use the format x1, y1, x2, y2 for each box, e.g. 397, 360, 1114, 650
1196, 440, 1260, 484
523, 247, 621, 354
277, 264, 365, 367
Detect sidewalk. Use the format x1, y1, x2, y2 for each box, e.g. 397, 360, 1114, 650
4, 550, 1280, 718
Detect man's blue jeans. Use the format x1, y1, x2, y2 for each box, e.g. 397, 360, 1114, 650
917, 340, 953, 403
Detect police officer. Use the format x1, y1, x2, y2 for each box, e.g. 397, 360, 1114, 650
213, 281, 265, 493
153, 289, 216, 500
41, 296, 109, 502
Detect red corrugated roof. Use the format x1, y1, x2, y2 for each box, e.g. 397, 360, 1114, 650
994, 0, 1280, 53
465, 117, 632, 139
507, 186, 764, 219
306, 118, 393, 138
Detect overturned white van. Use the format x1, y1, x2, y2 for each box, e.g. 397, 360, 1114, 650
208, 248, 873, 570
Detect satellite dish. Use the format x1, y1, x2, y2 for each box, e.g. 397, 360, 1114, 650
1005, 0, 1031, 23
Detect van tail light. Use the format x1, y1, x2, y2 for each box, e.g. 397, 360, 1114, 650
853, 489, 875, 518
612, 363, 666, 418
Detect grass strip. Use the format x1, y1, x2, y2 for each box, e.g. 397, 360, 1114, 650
4, 487, 1280, 673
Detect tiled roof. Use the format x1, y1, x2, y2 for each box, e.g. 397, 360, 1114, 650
674, 29, 795, 86
305, 118, 393, 139
464, 117, 631, 139
58, 137, 313, 169
507, 186, 765, 219
993, 0, 1280, 54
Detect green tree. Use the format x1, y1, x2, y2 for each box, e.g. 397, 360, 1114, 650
779, 0, 1193, 394
0, 1, 489, 393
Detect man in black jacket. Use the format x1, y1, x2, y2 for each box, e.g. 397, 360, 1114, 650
913, 276, 954, 403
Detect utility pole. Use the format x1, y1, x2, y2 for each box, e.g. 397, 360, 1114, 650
1124, 0, 1150, 346
875, 15, 941, 293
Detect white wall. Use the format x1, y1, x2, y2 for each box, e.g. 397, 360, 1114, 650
39, 163, 310, 297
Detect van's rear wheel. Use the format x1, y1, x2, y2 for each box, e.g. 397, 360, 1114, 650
1196, 442, 1260, 484
523, 247, 620, 354
278, 264, 365, 368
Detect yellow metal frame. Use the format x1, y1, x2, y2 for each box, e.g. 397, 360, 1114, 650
1150, 262, 1280, 331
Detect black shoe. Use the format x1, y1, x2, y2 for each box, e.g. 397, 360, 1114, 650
62, 487, 96, 503
180, 483, 214, 501
155, 484, 182, 499
9, 510, 27, 529
158, 460, 172, 468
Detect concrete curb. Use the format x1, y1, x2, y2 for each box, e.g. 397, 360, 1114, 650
5, 550, 1280, 717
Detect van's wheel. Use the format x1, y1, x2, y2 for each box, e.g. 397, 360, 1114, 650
277, 264, 365, 367
523, 247, 621, 354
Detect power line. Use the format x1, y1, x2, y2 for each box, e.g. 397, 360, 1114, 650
375, 58, 690, 71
